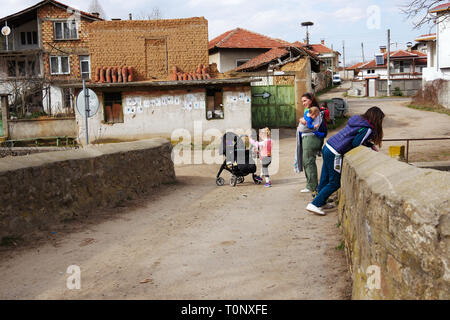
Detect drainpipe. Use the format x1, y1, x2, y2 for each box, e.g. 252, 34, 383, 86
1, 94, 10, 139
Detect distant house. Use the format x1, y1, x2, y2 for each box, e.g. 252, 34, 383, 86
347, 45, 427, 97
355, 46, 427, 81
208, 28, 291, 73
0, 0, 103, 115
293, 40, 340, 73
415, 2, 450, 82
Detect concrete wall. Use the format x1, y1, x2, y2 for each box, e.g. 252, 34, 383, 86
8, 117, 77, 140
348, 80, 366, 96
339, 147, 450, 300
88, 18, 209, 81
0, 139, 175, 240
438, 14, 450, 68
376, 79, 422, 96
438, 80, 450, 109
75, 86, 252, 145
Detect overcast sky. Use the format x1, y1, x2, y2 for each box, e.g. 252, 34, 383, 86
1, 0, 436, 65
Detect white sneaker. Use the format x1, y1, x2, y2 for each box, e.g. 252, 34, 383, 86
306, 203, 326, 216
300, 188, 313, 193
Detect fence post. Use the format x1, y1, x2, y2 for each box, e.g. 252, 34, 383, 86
1, 94, 10, 139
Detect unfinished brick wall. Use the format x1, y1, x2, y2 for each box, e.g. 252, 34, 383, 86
38, 3, 98, 81
275, 57, 308, 85
87, 18, 209, 81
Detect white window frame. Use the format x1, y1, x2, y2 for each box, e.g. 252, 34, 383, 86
50, 56, 70, 75
80, 55, 90, 79
54, 21, 79, 40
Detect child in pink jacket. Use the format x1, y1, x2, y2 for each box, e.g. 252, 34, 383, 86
250, 128, 273, 187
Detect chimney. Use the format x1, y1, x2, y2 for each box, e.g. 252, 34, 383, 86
91, 12, 100, 18
379, 46, 386, 53
406, 42, 412, 52
321, 39, 325, 45
129, 13, 133, 20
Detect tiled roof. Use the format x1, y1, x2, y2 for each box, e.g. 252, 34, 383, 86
360, 50, 427, 69
0, 0, 103, 22
291, 41, 320, 60
234, 47, 289, 71
208, 28, 291, 50
415, 33, 437, 42
292, 41, 337, 56
430, 2, 450, 13
346, 62, 365, 70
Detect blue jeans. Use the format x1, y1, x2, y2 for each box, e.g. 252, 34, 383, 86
312, 145, 341, 207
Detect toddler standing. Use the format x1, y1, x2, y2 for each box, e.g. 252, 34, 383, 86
250, 128, 273, 188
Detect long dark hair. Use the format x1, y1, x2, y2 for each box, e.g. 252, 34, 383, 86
301, 92, 319, 108
361, 106, 385, 147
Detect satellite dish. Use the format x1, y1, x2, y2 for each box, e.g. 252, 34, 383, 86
1, 26, 11, 36
76, 88, 99, 118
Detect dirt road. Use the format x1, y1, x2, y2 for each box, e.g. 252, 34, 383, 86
0, 129, 351, 300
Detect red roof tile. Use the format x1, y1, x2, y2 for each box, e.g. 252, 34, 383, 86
346, 62, 365, 70
208, 28, 291, 50
430, 2, 450, 13
234, 47, 289, 71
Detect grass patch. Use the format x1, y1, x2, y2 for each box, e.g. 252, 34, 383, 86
408, 103, 450, 116
335, 240, 345, 251
316, 85, 339, 97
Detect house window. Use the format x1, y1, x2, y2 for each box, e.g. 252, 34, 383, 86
236, 59, 250, 68
399, 61, 404, 73
6, 56, 39, 77
206, 88, 224, 120
20, 32, 37, 45
104, 92, 124, 124
50, 56, 70, 75
54, 21, 78, 40
80, 56, 90, 79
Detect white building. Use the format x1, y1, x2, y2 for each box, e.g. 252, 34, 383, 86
415, 3, 450, 82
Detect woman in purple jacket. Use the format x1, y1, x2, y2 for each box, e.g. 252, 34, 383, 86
306, 106, 385, 216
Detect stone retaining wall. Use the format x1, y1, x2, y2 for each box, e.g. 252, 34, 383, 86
0, 147, 77, 158
0, 139, 175, 240
338, 146, 450, 299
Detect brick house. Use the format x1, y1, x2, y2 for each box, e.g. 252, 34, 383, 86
0, 0, 102, 116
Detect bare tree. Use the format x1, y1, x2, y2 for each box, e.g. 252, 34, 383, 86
400, 0, 449, 29
135, 7, 164, 20
88, 0, 107, 20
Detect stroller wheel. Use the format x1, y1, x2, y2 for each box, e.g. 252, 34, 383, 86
237, 176, 244, 184
230, 176, 237, 187
216, 177, 225, 186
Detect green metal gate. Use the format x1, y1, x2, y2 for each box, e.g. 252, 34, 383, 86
251, 85, 296, 128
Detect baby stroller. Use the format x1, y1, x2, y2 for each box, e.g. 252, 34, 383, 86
216, 132, 262, 187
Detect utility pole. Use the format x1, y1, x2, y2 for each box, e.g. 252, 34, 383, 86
361, 42, 365, 63
342, 40, 346, 79
387, 29, 391, 97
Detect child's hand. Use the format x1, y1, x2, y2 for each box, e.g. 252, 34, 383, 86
314, 124, 320, 129
371, 145, 379, 152
299, 118, 307, 125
